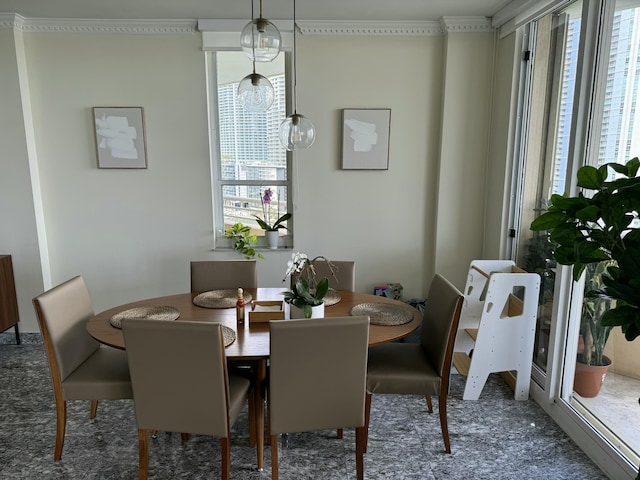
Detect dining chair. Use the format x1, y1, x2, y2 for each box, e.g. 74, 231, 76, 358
365, 273, 464, 454
190, 260, 257, 292
290, 260, 355, 291
121, 319, 258, 480
190, 259, 258, 446
268, 316, 369, 480
32, 275, 133, 461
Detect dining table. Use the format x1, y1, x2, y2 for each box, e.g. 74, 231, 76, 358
86, 287, 422, 470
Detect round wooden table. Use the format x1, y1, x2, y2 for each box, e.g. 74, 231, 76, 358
87, 288, 421, 354
86, 287, 421, 470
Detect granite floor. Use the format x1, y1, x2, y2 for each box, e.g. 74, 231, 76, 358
0, 339, 609, 480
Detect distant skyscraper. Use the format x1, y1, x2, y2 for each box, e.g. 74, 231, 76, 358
217, 74, 287, 200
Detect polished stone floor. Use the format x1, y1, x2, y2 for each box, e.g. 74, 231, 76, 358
0, 339, 609, 479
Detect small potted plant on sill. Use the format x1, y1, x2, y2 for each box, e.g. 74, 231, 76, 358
530, 158, 640, 400
224, 223, 264, 260
254, 187, 291, 250
281, 252, 334, 318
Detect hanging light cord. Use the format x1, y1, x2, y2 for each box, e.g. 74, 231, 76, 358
251, 0, 257, 74
292, 0, 298, 114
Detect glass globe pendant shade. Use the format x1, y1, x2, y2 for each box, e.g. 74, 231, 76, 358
240, 18, 281, 62
237, 73, 275, 112
279, 113, 316, 150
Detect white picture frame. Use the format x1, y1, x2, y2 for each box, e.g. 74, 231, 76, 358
341, 108, 391, 170
93, 107, 147, 169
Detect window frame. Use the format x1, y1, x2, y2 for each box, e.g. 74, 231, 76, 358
206, 49, 294, 250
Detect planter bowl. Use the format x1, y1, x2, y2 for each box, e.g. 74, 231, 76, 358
573, 355, 612, 398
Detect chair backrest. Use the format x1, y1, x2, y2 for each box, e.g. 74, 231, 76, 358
290, 260, 355, 291
420, 274, 464, 378
122, 319, 230, 436
32, 276, 98, 383
269, 315, 369, 434
190, 260, 257, 292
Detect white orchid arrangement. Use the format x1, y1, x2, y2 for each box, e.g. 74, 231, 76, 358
282, 252, 336, 317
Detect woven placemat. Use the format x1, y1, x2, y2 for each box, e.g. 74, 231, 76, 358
109, 305, 180, 329
221, 325, 236, 347
349, 302, 414, 326
323, 290, 341, 306
193, 289, 253, 309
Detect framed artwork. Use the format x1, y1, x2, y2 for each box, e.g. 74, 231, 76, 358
341, 108, 391, 170
93, 107, 147, 168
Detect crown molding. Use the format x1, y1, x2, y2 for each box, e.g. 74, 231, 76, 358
440, 16, 494, 33
0, 14, 196, 34
0, 15, 494, 36
0, 13, 21, 29
297, 20, 443, 36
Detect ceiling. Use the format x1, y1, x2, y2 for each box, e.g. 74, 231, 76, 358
0, 0, 521, 22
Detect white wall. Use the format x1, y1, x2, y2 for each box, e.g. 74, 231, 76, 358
434, 30, 496, 287
0, 29, 45, 334
0, 24, 505, 333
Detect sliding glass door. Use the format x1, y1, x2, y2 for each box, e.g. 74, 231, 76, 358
511, 1, 640, 476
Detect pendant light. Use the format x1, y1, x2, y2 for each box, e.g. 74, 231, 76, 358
238, 70, 275, 111
238, 0, 275, 112
240, 0, 281, 63
279, 0, 315, 151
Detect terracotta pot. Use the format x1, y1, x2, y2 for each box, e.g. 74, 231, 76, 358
573, 355, 612, 398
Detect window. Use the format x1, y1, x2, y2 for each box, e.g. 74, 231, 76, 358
510, 1, 640, 475
210, 51, 292, 249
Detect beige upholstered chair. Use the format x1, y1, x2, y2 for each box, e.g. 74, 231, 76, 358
32, 276, 132, 461
268, 316, 369, 480
365, 273, 463, 453
190, 260, 257, 292
290, 260, 355, 291
122, 319, 257, 480
190, 259, 258, 445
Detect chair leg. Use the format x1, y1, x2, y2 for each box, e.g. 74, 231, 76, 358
54, 399, 67, 461
248, 388, 263, 470
355, 426, 366, 480
364, 393, 372, 453
425, 395, 433, 413
138, 429, 149, 480
438, 393, 451, 454
180, 433, 189, 442
90, 400, 98, 419
337, 428, 343, 439
248, 387, 256, 447
270, 434, 279, 480
221, 437, 231, 480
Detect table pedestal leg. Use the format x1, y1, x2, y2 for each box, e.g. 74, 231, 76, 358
253, 359, 267, 471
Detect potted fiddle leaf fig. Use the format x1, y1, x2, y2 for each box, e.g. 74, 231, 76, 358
530, 158, 640, 398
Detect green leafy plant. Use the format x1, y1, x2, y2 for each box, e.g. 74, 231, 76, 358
530, 158, 640, 341
254, 187, 291, 231
580, 261, 615, 366
224, 223, 263, 259
281, 252, 334, 318
282, 276, 329, 318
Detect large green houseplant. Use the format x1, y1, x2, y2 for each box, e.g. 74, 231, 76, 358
530, 158, 640, 342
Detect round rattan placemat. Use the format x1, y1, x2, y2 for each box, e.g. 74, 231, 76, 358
109, 305, 180, 329
323, 290, 341, 306
193, 289, 253, 309
349, 302, 414, 326
221, 325, 236, 347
